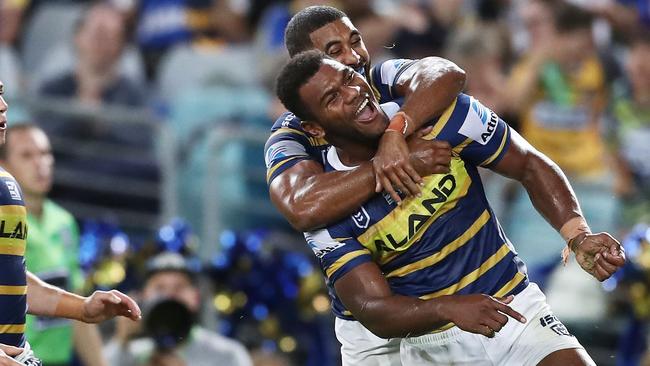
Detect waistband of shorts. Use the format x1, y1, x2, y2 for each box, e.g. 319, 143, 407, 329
403, 326, 463, 346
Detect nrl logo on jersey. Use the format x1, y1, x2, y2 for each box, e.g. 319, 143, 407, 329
5, 181, 21, 201
352, 207, 370, 229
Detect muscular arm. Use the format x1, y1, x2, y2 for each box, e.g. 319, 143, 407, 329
491, 128, 625, 280
270, 139, 451, 232
334, 262, 524, 339
393, 57, 466, 134
491, 128, 580, 230
373, 57, 464, 198
270, 58, 462, 231
269, 160, 376, 231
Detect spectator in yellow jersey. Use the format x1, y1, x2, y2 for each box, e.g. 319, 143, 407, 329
0, 80, 141, 366
0, 124, 110, 366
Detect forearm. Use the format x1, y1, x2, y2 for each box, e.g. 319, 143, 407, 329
396, 57, 466, 135
26, 272, 85, 320
520, 152, 583, 231
74, 322, 109, 366
353, 295, 450, 338
270, 161, 376, 231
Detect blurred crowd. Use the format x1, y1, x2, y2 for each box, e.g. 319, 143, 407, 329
1, 0, 649, 365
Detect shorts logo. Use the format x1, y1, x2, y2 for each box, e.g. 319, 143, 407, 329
5, 181, 21, 200
539, 313, 573, 337
352, 207, 370, 229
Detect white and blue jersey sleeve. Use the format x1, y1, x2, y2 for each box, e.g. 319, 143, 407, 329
264, 112, 329, 184
368, 59, 417, 103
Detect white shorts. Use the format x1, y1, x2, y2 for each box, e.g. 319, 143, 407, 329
335, 317, 402, 366
400, 283, 586, 366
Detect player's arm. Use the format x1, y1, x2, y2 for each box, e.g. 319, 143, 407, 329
491, 129, 625, 281
373, 57, 465, 198
270, 139, 451, 232
26, 271, 141, 323
334, 262, 525, 339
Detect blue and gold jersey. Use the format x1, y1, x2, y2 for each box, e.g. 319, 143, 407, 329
0, 167, 28, 347
264, 59, 417, 184
305, 94, 528, 323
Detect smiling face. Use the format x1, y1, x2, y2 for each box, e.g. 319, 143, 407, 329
309, 18, 370, 74
298, 59, 386, 148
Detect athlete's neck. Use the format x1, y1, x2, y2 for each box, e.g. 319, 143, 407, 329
335, 141, 377, 166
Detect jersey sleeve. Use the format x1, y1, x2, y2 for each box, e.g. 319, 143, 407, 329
265, 113, 320, 184
304, 226, 372, 285
431, 93, 512, 168
368, 59, 417, 103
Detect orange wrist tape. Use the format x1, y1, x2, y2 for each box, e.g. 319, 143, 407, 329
386, 112, 410, 135
560, 216, 591, 265
559, 216, 591, 243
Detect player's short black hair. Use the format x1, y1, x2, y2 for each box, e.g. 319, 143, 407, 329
275, 50, 328, 121
553, 2, 593, 33
284, 6, 347, 57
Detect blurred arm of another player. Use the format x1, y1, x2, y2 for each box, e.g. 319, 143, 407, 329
491, 128, 625, 281
335, 262, 526, 339
25, 272, 142, 323
373, 57, 466, 202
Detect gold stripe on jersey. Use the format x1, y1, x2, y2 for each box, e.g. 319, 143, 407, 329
453, 137, 473, 155
359, 159, 471, 262
0, 242, 25, 256
419, 243, 512, 300
424, 99, 458, 141
308, 136, 328, 147
266, 156, 304, 182
493, 272, 526, 297
0, 286, 26, 295
480, 127, 509, 166
385, 210, 491, 278
0, 324, 25, 333
0, 171, 14, 179
368, 70, 381, 100
326, 250, 370, 279
0, 205, 26, 216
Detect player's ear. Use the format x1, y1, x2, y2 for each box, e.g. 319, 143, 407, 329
301, 121, 326, 138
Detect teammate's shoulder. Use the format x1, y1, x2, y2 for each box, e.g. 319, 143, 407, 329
271, 111, 304, 133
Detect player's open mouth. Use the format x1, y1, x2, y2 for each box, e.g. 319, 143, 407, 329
0, 120, 6, 130
354, 96, 377, 124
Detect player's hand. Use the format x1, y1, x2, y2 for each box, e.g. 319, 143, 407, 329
82, 290, 142, 323
407, 137, 452, 177
0, 344, 23, 366
440, 294, 526, 338
373, 129, 422, 204
571, 232, 626, 281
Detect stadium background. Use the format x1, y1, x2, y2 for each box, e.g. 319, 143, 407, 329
1, 0, 649, 365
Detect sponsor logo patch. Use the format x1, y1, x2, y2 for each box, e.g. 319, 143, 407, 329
458, 97, 499, 145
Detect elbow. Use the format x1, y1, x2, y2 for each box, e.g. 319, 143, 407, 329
287, 214, 317, 232
283, 204, 322, 232
421, 56, 467, 90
